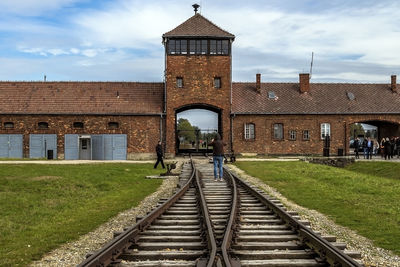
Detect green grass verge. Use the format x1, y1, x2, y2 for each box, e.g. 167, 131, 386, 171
234, 161, 400, 255
0, 164, 163, 266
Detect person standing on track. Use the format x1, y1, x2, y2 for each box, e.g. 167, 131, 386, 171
154, 141, 165, 169
210, 133, 227, 182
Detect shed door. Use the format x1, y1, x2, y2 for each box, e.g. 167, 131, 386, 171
65, 134, 79, 160
0, 135, 9, 158
92, 135, 104, 160
112, 134, 127, 160
29, 134, 57, 159
0, 134, 23, 158
9, 135, 23, 158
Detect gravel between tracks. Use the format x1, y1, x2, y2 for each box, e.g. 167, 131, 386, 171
30, 163, 182, 267
227, 164, 400, 267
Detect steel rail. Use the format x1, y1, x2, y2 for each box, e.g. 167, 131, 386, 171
227, 169, 362, 267
220, 169, 241, 267
195, 169, 217, 267
78, 159, 197, 267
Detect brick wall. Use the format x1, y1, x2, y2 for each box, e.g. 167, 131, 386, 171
0, 115, 161, 159
165, 54, 232, 154
233, 114, 400, 155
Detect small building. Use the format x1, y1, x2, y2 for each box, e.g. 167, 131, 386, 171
0, 7, 399, 159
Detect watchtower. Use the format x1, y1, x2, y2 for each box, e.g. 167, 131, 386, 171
162, 5, 235, 155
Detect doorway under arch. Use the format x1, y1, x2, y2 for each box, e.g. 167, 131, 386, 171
349, 120, 400, 155
175, 104, 222, 154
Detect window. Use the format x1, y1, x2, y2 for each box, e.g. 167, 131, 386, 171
73, 122, 84, 129
321, 123, 331, 139
273, 123, 283, 140
244, 123, 255, 140
168, 39, 187, 55
4, 122, 14, 129
268, 91, 276, 99
289, 130, 296, 140
108, 122, 119, 129
38, 122, 49, 129
303, 130, 310, 140
214, 77, 221, 88
201, 40, 207, 54
176, 77, 183, 88
210, 40, 229, 55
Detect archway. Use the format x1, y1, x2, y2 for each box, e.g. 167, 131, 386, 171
349, 120, 400, 156
175, 104, 221, 154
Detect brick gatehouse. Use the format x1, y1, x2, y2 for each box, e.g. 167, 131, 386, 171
1, 10, 399, 159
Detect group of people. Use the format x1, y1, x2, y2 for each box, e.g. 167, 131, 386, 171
154, 134, 227, 181
353, 136, 400, 160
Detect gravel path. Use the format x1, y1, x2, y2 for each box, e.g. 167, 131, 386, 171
227, 164, 400, 267
29, 162, 183, 267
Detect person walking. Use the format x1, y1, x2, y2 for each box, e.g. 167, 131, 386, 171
362, 138, 368, 159
154, 141, 165, 169
396, 137, 400, 158
384, 137, 391, 160
354, 137, 360, 159
366, 137, 373, 159
210, 133, 226, 181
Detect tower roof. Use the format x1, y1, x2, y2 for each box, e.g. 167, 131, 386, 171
163, 13, 235, 40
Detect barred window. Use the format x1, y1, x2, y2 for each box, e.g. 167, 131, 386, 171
214, 77, 221, 88
321, 123, 330, 139
244, 123, 255, 140
289, 130, 296, 140
38, 122, 49, 129
176, 77, 183, 88
73, 122, 84, 129
273, 123, 283, 140
303, 130, 310, 140
4, 122, 14, 129
108, 122, 119, 129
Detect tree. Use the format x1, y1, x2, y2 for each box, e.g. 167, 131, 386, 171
350, 123, 365, 139
177, 118, 196, 143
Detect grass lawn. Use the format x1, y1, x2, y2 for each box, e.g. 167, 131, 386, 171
0, 163, 163, 266
234, 161, 400, 255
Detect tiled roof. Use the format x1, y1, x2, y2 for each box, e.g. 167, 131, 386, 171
232, 82, 400, 114
0, 82, 164, 115
163, 13, 235, 39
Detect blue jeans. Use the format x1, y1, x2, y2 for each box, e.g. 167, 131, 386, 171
213, 156, 224, 179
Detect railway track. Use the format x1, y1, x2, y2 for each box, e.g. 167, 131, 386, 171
79, 159, 363, 267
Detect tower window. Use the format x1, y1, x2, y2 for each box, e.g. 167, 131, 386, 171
168, 39, 187, 55
176, 77, 183, 88
214, 77, 221, 88
210, 40, 229, 55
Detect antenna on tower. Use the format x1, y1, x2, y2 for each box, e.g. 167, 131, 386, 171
310, 52, 314, 80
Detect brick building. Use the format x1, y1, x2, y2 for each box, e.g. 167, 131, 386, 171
1, 11, 399, 159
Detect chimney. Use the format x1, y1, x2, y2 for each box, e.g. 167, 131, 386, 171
256, 73, 261, 92
299, 73, 310, 93
391, 75, 397, 93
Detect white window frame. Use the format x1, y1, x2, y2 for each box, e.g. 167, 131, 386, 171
289, 130, 296, 140
244, 123, 255, 140
303, 130, 310, 140
321, 123, 331, 139
273, 123, 283, 140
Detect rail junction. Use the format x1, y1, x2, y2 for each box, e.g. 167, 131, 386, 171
79, 159, 363, 267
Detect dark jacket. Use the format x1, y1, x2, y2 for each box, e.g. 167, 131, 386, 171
210, 134, 226, 156
156, 144, 163, 157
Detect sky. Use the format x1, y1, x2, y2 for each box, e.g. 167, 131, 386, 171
1, 0, 400, 83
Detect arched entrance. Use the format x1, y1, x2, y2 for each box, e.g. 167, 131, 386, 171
349, 120, 400, 155
175, 104, 222, 154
